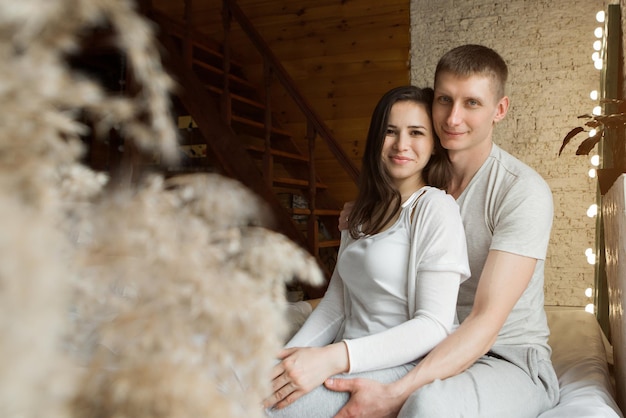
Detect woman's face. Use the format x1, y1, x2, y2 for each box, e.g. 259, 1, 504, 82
381, 100, 434, 196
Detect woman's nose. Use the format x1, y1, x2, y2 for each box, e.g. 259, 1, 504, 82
394, 132, 410, 150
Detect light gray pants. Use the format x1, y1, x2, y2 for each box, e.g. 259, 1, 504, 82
399, 347, 559, 418
266, 346, 558, 418
265, 362, 416, 418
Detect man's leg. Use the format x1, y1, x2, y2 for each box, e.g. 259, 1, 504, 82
398, 350, 558, 418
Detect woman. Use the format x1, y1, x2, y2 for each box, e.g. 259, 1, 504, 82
264, 86, 470, 417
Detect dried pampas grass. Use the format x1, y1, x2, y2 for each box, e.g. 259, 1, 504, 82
70, 175, 323, 418
0, 0, 323, 417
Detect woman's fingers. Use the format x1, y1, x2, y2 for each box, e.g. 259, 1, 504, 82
264, 374, 298, 408
274, 385, 305, 410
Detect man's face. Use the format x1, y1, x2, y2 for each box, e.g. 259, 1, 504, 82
432, 72, 508, 154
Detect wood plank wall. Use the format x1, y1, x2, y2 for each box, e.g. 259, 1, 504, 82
151, 0, 410, 205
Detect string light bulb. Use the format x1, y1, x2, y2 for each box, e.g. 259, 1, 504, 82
595, 27, 603, 38
587, 203, 598, 217
594, 59, 603, 70
596, 10, 606, 23
591, 154, 600, 166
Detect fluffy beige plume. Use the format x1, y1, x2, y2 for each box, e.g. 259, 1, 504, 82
70, 175, 323, 418
0, 1, 324, 417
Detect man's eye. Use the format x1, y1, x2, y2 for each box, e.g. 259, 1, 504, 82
437, 96, 451, 104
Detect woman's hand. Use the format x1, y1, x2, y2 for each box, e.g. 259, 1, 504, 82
264, 343, 349, 410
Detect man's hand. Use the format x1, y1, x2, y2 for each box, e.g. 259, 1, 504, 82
338, 201, 354, 231
325, 377, 405, 418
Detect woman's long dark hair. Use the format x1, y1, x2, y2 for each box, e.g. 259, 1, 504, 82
348, 86, 450, 239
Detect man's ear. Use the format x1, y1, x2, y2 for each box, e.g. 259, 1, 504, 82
493, 96, 509, 123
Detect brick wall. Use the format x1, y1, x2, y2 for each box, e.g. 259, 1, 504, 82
409, 0, 610, 306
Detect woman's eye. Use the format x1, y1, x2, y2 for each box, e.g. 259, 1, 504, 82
386, 128, 396, 135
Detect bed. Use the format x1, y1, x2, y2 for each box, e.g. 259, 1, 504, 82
539, 307, 621, 417
285, 302, 623, 417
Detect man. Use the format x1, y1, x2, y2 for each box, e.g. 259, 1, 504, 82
326, 44, 560, 417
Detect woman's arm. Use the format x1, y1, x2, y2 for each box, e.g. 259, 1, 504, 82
344, 270, 460, 373
344, 192, 468, 373
326, 250, 537, 418
264, 237, 349, 409
285, 269, 345, 348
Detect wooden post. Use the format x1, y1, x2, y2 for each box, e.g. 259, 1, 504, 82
263, 57, 273, 185
306, 121, 318, 254
221, 0, 232, 125
183, 0, 193, 68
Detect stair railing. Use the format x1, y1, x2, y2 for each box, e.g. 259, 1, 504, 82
220, 0, 359, 255
144, 1, 356, 291
222, 0, 359, 183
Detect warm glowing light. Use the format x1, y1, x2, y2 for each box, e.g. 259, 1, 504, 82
588, 168, 597, 179
587, 203, 598, 217
593, 106, 602, 115
590, 90, 599, 100
589, 128, 597, 137
595, 27, 604, 38
587, 253, 597, 264
591, 155, 600, 166
596, 10, 606, 23
585, 287, 593, 298
594, 40, 602, 51
585, 248, 593, 256
592, 51, 600, 61
594, 59, 603, 70
585, 303, 595, 314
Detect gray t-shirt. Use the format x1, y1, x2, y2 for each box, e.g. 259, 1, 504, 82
456, 143, 553, 357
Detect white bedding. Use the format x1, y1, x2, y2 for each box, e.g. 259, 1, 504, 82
285, 302, 623, 417
540, 308, 622, 417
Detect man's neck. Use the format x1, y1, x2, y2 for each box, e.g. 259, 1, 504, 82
447, 142, 493, 199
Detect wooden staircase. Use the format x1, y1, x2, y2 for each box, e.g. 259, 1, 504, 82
142, 1, 360, 299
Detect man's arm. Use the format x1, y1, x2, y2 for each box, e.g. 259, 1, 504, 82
327, 250, 537, 418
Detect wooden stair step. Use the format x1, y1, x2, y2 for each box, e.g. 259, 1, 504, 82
291, 207, 341, 216
246, 145, 309, 163
273, 177, 327, 189
318, 239, 341, 248
192, 59, 256, 91
151, 11, 246, 71
206, 85, 265, 112
231, 115, 292, 139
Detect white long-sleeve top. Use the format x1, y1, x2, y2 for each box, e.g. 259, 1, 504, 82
286, 187, 470, 373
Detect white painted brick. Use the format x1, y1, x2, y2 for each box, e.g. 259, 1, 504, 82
410, 0, 610, 306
